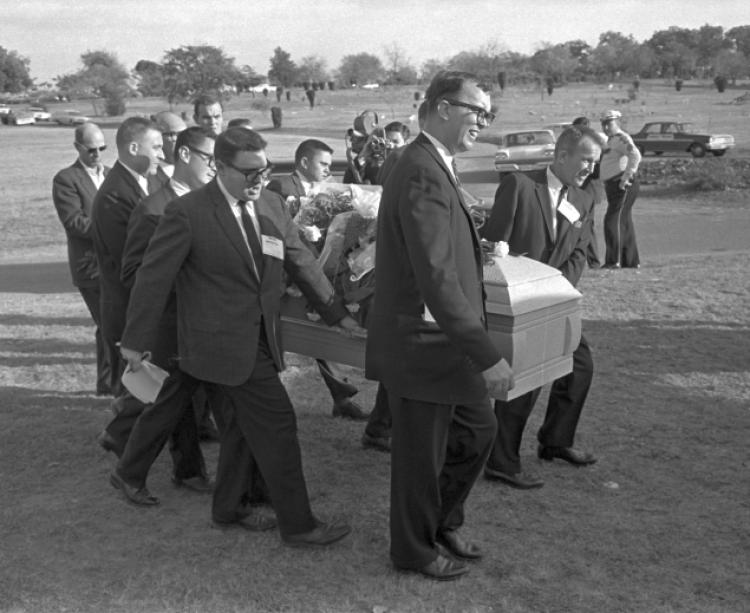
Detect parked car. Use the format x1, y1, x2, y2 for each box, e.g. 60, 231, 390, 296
52, 109, 90, 125
495, 129, 556, 174
631, 121, 734, 158
0, 104, 11, 116
7, 111, 36, 126
29, 106, 51, 121
543, 122, 572, 139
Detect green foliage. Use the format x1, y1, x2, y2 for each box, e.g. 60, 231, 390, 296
133, 59, 164, 97
55, 50, 130, 113
162, 45, 240, 103
0, 46, 32, 93
297, 55, 328, 85
268, 47, 297, 87
337, 53, 385, 86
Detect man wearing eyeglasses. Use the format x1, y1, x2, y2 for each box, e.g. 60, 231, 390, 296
104, 127, 217, 505
118, 127, 358, 546
92, 117, 164, 457
366, 71, 513, 580
52, 122, 111, 395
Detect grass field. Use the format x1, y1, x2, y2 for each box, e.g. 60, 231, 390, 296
1, 82, 749, 613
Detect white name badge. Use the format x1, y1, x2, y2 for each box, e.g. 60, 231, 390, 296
423, 305, 436, 324
261, 235, 284, 260
558, 200, 581, 224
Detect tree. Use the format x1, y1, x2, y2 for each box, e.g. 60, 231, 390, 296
530, 43, 579, 84
420, 58, 447, 83
337, 53, 385, 86
647, 27, 700, 78
0, 46, 32, 93
713, 49, 748, 84
446, 41, 509, 85
56, 50, 131, 115
297, 55, 328, 85
590, 31, 647, 80
268, 47, 297, 87
133, 59, 164, 97
726, 25, 750, 57
162, 45, 240, 104
383, 43, 418, 85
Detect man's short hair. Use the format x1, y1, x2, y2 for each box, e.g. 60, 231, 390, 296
571, 116, 590, 128
294, 139, 333, 166
424, 71, 483, 115
174, 126, 214, 156
555, 126, 605, 156
384, 121, 410, 141
227, 117, 253, 129
115, 116, 157, 149
215, 127, 267, 165
193, 93, 223, 117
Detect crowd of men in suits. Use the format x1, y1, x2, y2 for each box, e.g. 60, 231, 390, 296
51, 74, 641, 579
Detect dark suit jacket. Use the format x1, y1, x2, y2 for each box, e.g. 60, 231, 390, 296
266, 173, 305, 217
92, 161, 149, 339
365, 133, 502, 405
480, 168, 594, 287
121, 180, 348, 386
52, 159, 110, 288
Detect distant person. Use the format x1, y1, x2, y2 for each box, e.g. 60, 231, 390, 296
92, 116, 164, 456
480, 126, 601, 489
118, 127, 356, 545
52, 122, 111, 395
153, 111, 187, 177
110, 127, 217, 505
266, 139, 369, 421
599, 109, 642, 269
193, 94, 223, 138
571, 116, 604, 268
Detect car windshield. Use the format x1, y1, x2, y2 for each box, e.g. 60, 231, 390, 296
505, 132, 554, 147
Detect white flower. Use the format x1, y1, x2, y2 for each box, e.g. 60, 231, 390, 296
302, 225, 322, 242
494, 241, 510, 258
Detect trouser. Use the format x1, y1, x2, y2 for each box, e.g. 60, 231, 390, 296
116, 369, 206, 488
78, 284, 111, 394
316, 359, 357, 404
389, 390, 496, 569
487, 335, 593, 474
364, 383, 391, 438
604, 176, 640, 267
211, 334, 315, 536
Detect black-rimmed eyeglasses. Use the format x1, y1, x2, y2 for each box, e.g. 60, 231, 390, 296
225, 161, 274, 184
443, 99, 496, 126
78, 144, 107, 155
186, 145, 216, 169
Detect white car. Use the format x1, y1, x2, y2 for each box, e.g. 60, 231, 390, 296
52, 109, 90, 125
8, 112, 36, 126
495, 129, 556, 174
29, 107, 51, 121
0, 105, 11, 116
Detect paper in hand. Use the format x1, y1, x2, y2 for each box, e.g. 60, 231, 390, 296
121, 359, 169, 404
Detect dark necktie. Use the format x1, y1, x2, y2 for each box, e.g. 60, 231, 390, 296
238, 200, 264, 278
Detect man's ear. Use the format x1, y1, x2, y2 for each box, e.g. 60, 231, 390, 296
299, 156, 310, 172
177, 145, 190, 164
436, 99, 451, 121
128, 141, 139, 156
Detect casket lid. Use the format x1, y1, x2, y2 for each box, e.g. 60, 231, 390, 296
483, 255, 581, 316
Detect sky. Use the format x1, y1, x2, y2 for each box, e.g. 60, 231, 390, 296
4, 0, 750, 84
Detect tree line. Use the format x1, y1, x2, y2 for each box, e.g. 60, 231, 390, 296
2, 23, 749, 112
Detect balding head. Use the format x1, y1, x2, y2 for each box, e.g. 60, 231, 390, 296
74, 122, 106, 169
153, 111, 187, 164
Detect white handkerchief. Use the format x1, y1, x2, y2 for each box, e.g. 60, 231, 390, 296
558, 200, 581, 224
261, 235, 284, 259
121, 359, 169, 403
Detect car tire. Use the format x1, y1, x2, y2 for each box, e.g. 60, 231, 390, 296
711, 150, 726, 157
689, 143, 706, 158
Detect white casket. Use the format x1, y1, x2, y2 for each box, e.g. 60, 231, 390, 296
280, 255, 581, 401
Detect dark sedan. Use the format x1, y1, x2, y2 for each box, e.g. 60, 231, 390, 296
632, 121, 734, 158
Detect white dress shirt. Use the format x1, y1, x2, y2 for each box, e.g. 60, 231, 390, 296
216, 176, 261, 250
546, 167, 566, 239
422, 131, 458, 182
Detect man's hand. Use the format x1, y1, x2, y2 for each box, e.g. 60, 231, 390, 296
120, 346, 146, 372
335, 315, 367, 338
619, 177, 632, 190
482, 358, 515, 399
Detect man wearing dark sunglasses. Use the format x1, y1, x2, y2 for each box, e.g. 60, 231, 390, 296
119, 127, 359, 546
52, 122, 111, 396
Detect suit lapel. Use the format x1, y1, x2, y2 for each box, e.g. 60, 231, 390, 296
211, 182, 261, 286
533, 172, 555, 241
290, 173, 305, 198
72, 160, 98, 203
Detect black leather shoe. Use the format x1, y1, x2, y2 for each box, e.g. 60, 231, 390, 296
332, 399, 369, 421
361, 432, 391, 452
537, 445, 597, 466
97, 430, 123, 457
282, 519, 351, 548
172, 474, 214, 493
436, 529, 482, 560
110, 472, 159, 506
602, 263, 621, 269
212, 514, 277, 532
484, 466, 544, 489
396, 554, 469, 581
